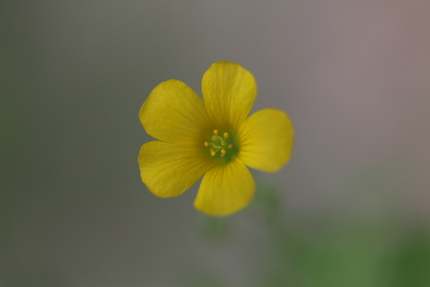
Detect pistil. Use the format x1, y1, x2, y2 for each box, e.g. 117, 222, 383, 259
204, 129, 237, 162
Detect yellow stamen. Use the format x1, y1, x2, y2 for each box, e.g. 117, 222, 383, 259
205, 128, 236, 158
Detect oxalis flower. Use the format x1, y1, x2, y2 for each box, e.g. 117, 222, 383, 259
138, 61, 294, 216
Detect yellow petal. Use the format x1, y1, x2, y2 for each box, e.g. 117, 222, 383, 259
201, 62, 257, 132
140, 79, 212, 144
138, 141, 215, 198
194, 159, 255, 216
239, 109, 294, 172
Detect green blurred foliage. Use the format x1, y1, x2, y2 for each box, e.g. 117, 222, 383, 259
196, 183, 430, 287
378, 227, 430, 287
199, 216, 231, 240
3, 267, 70, 287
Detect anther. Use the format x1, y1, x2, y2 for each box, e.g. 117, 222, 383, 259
204, 142, 208, 146
210, 150, 216, 156
213, 129, 218, 135
228, 144, 233, 149
221, 149, 226, 155
223, 132, 229, 138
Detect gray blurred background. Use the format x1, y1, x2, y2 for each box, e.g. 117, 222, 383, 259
1, 1, 429, 286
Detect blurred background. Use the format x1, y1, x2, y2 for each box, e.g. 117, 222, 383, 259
1, 1, 430, 286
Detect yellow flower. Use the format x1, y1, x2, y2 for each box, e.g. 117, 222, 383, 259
138, 62, 294, 216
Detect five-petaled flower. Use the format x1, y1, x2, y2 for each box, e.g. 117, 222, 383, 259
138, 61, 294, 216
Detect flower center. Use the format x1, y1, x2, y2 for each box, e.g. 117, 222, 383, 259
204, 129, 238, 163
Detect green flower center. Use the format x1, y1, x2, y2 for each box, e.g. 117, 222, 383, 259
204, 129, 239, 163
